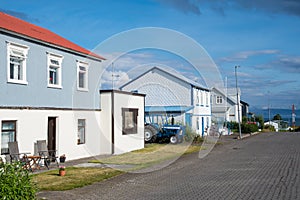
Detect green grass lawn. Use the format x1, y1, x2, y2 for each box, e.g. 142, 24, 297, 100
32, 143, 202, 191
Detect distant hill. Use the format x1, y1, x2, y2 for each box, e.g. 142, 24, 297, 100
250, 108, 299, 126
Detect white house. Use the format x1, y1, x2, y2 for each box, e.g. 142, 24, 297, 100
264, 121, 279, 132
120, 67, 211, 136
211, 87, 242, 123
0, 12, 144, 162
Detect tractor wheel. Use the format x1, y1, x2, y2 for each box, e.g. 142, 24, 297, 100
144, 125, 157, 143
170, 135, 178, 144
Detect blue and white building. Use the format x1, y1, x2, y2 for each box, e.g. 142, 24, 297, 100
120, 67, 211, 136
0, 12, 145, 161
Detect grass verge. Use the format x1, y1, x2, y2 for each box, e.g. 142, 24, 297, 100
90, 143, 203, 169
33, 143, 203, 191
32, 167, 123, 191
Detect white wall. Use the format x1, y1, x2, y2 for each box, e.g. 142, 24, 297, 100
113, 92, 144, 154
0, 109, 102, 160
101, 91, 145, 155
99, 92, 113, 154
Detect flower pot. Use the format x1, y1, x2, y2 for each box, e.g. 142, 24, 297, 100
59, 170, 66, 176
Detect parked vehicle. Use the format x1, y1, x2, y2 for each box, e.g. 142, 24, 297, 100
144, 115, 185, 144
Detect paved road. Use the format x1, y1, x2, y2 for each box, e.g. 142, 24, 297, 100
38, 132, 300, 200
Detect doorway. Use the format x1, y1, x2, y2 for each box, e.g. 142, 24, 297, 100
47, 117, 57, 152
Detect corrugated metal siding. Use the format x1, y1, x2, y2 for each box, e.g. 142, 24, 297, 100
122, 69, 191, 106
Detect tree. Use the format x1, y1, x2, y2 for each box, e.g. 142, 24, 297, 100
255, 115, 264, 129
273, 114, 282, 120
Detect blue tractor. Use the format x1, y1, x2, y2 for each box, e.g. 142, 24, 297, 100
144, 115, 185, 144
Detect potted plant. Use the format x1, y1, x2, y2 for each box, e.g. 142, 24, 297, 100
59, 154, 66, 163
59, 165, 66, 176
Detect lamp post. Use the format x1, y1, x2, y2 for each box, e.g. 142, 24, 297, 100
235, 66, 242, 139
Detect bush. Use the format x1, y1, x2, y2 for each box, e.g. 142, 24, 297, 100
184, 126, 204, 144
242, 123, 259, 134
0, 161, 36, 199
264, 124, 276, 132
184, 125, 197, 142
228, 121, 239, 130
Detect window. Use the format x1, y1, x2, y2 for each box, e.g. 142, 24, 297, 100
196, 117, 200, 130
77, 119, 86, 144
196, 90, 200, 105
206, 92, 209, 106
77, 61, 89, 91
216, 96, 223, 104
122, 108, 138, 135
7, 42, 29, 84
1, 121, 17, 154
200, 91, 204, 106
47, 53, 63, 88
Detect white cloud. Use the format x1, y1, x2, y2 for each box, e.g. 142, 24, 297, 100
220, 49, 279, 62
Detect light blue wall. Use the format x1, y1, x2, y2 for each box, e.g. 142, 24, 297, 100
0, 33, 102, 109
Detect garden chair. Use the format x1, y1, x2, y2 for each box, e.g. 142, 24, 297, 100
8, 141, 31, 170
36, 140, 59, 169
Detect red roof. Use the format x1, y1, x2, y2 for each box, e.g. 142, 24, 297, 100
0, 12, 105, 60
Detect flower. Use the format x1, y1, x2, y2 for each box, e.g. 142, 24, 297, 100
59, 166, 66, 171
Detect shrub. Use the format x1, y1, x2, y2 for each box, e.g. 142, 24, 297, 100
184, 125, 197, 142
0, 161, 36, 199
264, 124, 276, 132
242, 123, 259, 134
228, 121, 239, 130
184, 126, 204, 144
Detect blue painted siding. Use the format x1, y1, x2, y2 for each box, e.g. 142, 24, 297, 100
0, 33, 102, 109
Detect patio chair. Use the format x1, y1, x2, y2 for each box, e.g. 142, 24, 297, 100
8, 141, 31, 170
36, 140, 59, 169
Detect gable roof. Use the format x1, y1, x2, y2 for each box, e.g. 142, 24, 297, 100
0, 12, 105, 61
120, 66, 209, 91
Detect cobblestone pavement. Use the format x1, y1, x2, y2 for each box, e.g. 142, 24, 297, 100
38, 132, 300, 200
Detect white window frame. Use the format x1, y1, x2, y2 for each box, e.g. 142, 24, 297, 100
77, 61, 89, 91
7, 42, 29, 85
47, 52, 63, 89
77, 119, 86, 145
205, 92, 209, 106
216, 96, 223, 104
196, 90, 200, 105
1, 120, 17, 155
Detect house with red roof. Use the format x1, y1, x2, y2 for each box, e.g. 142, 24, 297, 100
0, 12, 145, 162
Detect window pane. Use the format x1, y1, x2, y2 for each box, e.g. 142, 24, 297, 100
124, 111, 134, 128
122, 108, 138, 135
77, 119, 85, 144
49, 67, 58, 84
1, 121, 16, 155
10, 57, 23, 80
78, 119, 85, 126
2, 122, 15, 130
79, 72, 85, 88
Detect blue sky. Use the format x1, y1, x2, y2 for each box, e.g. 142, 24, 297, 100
1, 0, 300, 111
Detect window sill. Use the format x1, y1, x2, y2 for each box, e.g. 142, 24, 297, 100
7, 80, 28, 85
77, 88, 89, 92
48, 84, 62, 89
